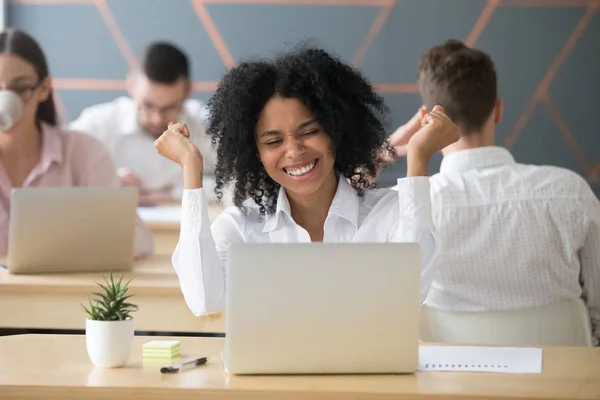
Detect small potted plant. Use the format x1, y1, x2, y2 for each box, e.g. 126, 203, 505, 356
82, 271, 138, 368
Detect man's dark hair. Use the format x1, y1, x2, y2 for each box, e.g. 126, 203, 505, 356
418, 39, 497, 134
141, 42, 190, 84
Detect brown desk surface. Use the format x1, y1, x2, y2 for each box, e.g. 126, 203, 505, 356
0, 255, 179, 295
0, 256, 224, 333
0, 335, 599, 400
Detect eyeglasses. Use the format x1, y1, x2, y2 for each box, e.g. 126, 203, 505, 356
9, 81, 42, 103
140, 100, 182, 116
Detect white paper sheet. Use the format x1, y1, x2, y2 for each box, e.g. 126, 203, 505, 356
419, 345, 542, 373
137, 206, 181, 223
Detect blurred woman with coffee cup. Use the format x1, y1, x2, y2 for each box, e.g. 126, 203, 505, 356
0, 29, 153, 258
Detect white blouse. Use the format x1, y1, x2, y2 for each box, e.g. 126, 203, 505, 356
172, 176, 438, 316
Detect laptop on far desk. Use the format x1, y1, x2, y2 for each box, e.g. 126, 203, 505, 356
222, 242, 422, 375
6, 186, 138, 274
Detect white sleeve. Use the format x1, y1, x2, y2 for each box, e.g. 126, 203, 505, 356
391, 177, 438, 303
580, 198, 600, 345
170, 175, 219, 203
172, 188, 244, 316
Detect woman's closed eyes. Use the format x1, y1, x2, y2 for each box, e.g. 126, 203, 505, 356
264, 129, 321, 147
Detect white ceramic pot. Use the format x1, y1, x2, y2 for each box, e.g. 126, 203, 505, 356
85, 318, 134, 368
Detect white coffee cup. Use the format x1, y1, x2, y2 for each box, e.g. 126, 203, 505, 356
0, 90, 23, 131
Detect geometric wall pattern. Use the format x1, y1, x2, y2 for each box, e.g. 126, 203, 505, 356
8, 0, 600, 196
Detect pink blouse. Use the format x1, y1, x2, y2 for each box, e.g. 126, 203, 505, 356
0, 123, 154, 257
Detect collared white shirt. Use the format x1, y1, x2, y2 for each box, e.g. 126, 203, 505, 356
172, 176, 438, 316
424, 146, 600, 343
68, 96, 220, 201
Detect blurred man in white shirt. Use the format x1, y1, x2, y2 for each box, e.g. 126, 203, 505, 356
69, 42, 220, 206
386, 40, 600, 344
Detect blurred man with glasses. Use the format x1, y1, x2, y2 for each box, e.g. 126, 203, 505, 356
69, 42, 220, 206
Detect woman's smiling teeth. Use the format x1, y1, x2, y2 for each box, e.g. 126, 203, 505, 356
284, 160, 316, 176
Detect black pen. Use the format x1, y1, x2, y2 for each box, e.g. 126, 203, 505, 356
160, 357, 208, 373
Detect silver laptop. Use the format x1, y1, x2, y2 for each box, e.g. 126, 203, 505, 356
222, 242, 421, 375
6, 186, 138, 274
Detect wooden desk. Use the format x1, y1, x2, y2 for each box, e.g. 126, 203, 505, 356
140, 204, 224, 256
0, 256, 225, 333
1, 335, 599, 400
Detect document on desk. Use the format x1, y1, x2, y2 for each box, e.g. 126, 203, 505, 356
419, 345, 542, 373
137, 206, 181, 223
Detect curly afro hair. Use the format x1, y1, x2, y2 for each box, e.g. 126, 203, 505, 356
206, 45, 393, 215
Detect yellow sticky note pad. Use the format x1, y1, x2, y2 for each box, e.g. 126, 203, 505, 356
142, 340, 181, 359
143, 340, 180, 350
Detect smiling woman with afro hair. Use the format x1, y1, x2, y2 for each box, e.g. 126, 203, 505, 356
207, 46, 391, 215
154, 44, 460, 316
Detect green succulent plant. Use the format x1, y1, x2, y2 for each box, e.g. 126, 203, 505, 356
82, 271, 138, 321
